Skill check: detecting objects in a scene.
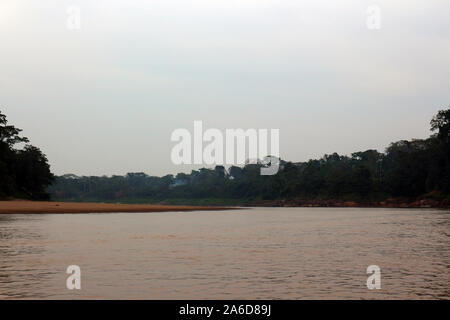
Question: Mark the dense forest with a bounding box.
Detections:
[49,108,450,206]
[0,110,54,200]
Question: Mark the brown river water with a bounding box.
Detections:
[0,208,448,299]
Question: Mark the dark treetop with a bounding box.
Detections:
[0,110,54,200]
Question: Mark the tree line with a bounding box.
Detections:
[48,107,450,205]
[0,110,54,200]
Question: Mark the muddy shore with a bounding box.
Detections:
[0,200,235,214]
[253,197,450,208]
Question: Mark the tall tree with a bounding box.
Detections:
[430,107,450,145]
[0,110,54,199]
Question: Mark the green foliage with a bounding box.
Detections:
[431,107,450,145]
[0,110,54,200]
[49,107,450,203]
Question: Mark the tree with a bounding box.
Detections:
[0,112,29,147]
[430,107,450,145]
[0,110,54,200]
[15,145,55,199]
[430,107,450,192]
[48,107,450,204]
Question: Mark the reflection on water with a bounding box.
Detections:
[0,208,449,299]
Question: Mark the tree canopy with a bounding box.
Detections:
[0,110,54,200]
[48,107,450,205]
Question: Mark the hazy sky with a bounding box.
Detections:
[1,0,449,176]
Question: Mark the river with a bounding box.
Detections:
[0,207,448,299]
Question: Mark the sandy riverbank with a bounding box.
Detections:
[0,200,235,214]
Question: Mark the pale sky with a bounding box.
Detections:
[1,0,449,176]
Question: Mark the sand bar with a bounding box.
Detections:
[0,200,235,214]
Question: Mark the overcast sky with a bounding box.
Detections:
[1,0,449,176]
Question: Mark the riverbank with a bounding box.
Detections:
[157,196,450,208]
[252,197,450,208]
[0,200,235,214]
[2,197,448,214]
